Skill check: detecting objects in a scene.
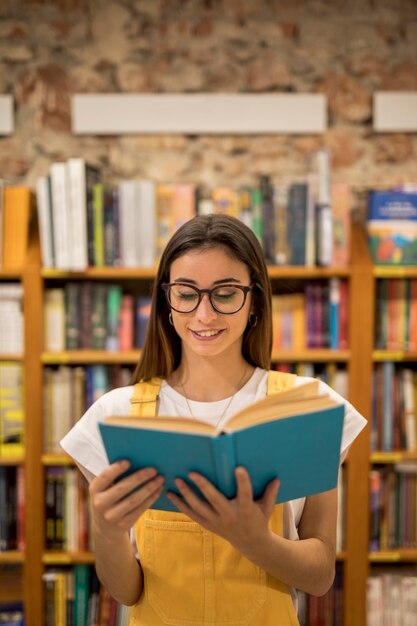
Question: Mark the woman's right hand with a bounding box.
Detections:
[89,461,165,538]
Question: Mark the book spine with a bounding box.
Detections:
[287,183,308,266]
[65,283,81,350]
[50,163,71,270]
[260,175,275,264]
[211,434,237,498]
[93,183,105,267]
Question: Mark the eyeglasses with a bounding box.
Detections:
[161,282,253,314]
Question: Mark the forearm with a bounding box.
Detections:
[233,530,335,596]
[94,527,143,606]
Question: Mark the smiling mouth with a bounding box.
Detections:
[190,329,224,338]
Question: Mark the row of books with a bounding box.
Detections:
[43,279,349,355]
[371,363,417,453]
[298,566,343,626]
[44,365,132,454]
[367,189,417,266]
[367,571,417,626]
[43,565,129,626]
[369,464,417,552]
[375,279,417,351]
[0,466,24,553]
[45,466,92,552]
[0,362,24,457]
[0,183,32,272]
[0,283,24,355]
[44,285,151,352]
[35,150,351,270]
[272,279,348,351]
[43,363,348,457]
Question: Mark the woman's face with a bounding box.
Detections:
[168,247,252,362]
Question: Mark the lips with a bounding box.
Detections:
[190,329,225,339]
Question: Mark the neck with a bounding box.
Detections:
[169,355,254,402]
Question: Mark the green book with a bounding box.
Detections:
[98,381,345,512]
[74,564,90,626]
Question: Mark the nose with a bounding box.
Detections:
[195,293,218,321]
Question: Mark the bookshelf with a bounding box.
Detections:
[5,218,375,626]
[367,263,417,596]
[13,210,417,624]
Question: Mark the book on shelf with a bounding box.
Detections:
[98,380,344,512]
[36,176,55,268]
[367,190,417,265]
[118,179,157,268]
[1,186,32,271]
[0,283,24,355]
[0,362,24,457]
[50,162,72,270]
[311,148,333,267]
[331,183,351,267]
[67,157,101,271]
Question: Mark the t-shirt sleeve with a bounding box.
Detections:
[60,386,133,479]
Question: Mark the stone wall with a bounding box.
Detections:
[1,0,417,213]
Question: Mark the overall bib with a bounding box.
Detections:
[128,371,300,626]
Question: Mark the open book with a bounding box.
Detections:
[98,380,345,512]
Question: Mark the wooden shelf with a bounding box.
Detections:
[42,551,95,565]
[272,349,350,362]
[369,550,417,563]
[0,354,24,361]
[42,453,74,466]
[267,265,351,279]
[41,265,351,281]
[0,270,23,279]
[42,267,156,279]
[0,456,25,466]
[41,349,141,364]
[0,551,25,564]
[374,266,417,279]
[373,350,417,362]
[370,451,417,464]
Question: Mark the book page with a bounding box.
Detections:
[104,381,336,436]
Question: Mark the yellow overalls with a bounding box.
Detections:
[128,371,300,626]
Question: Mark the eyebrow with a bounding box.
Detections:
[172,277,242,285]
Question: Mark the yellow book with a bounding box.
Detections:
[2,186,32,270]
[0,362,24,457]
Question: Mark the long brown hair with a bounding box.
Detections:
[131,214,273,382]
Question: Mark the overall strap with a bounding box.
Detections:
[267,370,296,395]
[129,371,297,417]
[129,377,163,417]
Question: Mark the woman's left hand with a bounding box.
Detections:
[166,467,279,550]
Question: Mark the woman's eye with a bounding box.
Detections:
[178,291,198,301]
[214,289,237,300]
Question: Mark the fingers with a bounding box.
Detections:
[90,461,165,529]
[235,467,254,507]
[105,475,165,529]
[261,478,280,517]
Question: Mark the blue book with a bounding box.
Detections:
[98,381,345,512]
[367,191,417,265]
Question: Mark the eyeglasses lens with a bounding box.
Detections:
[167,285,246,314]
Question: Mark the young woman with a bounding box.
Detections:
[61,214,366,626]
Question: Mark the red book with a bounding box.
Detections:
[118,294,134,351]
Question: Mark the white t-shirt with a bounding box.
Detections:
[60,367,366,541]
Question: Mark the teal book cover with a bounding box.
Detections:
[98,400,345,512]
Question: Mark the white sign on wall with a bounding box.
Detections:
[374,92,417,132]
[72,93,327,135]
[0,95,13,135]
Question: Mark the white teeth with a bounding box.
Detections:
[194,330,220,337]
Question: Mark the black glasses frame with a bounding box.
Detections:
[161,282,253,314]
